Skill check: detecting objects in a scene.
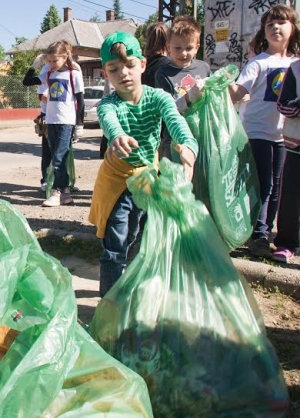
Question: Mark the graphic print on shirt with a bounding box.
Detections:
[174,74,197,99]
[264,67,286,102]
[49,79,69,102]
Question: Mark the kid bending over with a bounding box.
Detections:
[89,32,198,297]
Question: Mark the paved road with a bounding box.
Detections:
[0,121,101,174]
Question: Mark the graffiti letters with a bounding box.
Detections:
[205,34,216,57]
[249,0,279,15]
[207,1,235,22]
[226,32,243,63]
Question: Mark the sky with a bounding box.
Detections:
[0,0,158,53]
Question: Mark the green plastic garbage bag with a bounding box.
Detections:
[183,64,260,251]
[46,144,76,198]
[0,199,153,418]
[89,158,288,418]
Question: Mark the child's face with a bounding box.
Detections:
[103,56,146,96]
[168,34,200,68]
[47,54,68,71]
[264,18,293,47]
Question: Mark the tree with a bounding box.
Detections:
[13,37,28,48]
[0,45,5,61]
[40,4,62,34]
[113,0,124,20]
[90,14,102,22]
[135,13,159,53]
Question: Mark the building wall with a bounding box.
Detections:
[203,0,292,71]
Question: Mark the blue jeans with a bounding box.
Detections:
[100,190,144,298]
[250,139,286,239]
[47,124,74,191]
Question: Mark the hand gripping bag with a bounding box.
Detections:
[0,199,153,418]
[89,158,288,418]
[183,65,260,251]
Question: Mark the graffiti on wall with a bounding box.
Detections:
[249,0,280,14]
[204,0,283,69]
[207,1,236,21]
[226,32,243,63]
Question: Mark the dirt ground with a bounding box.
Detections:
[1,124,299,416]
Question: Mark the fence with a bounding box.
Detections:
[0,75,104,109]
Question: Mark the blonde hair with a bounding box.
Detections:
[45,40,78,69]
[144,22,169,58]
[169,16,201,42]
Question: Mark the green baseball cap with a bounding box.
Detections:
[100,31,144,65]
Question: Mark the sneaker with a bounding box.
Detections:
[70,185,79,193]
[272,247,294,263]
[248,237,272,258]
[42,190,61,207]
[61,188,74,205]
[40,182,47,192]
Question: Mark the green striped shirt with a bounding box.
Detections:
[98,85,198,167]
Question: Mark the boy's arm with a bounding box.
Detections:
[156,90,198,156]
[277,66,300,117]
[97,98,139,159]
[97,99,126,143]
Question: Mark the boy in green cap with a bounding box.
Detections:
[89,31,198,297]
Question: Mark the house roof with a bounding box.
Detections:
[7,18,139,53]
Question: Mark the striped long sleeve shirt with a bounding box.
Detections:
[97,85,198,167]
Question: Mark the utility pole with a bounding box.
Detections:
[158,0,197,23]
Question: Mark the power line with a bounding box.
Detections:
[0,22,18,39]
[81,0,147,21]
[128,0,157,9]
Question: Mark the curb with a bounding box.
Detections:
[34,228,300,301]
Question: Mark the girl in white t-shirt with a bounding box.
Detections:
[229,4,300,258]
[23,41,84,207]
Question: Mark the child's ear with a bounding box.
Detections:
[140,58,147,73]
[101,68,108,80]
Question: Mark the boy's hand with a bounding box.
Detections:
[186,78,205,104]
[107,135,139,161]
[174,144,196,181]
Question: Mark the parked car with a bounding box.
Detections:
[83,86,104,125]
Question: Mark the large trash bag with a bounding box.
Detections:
[0,199,153,418]
[89,158,288,418]
[46,144,76,198]
[183,65,260,251]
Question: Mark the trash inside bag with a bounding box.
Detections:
[89,159,288,418]
[182,65,260,250]
[0,199,153,418]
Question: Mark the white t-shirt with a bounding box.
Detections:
[38,67,84,124]
[237,52,296,142]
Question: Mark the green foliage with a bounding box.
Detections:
[1,50,41,109]
[0,45,5,60]
[89,14,102,22]
[40,4,62,34]
[8,50,40,75]
[13,37,28,48]
[135,13,159,53]
[113,0,124,19]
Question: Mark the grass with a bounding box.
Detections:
[38,235,102,261]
